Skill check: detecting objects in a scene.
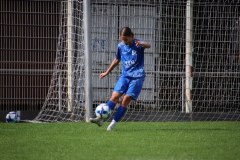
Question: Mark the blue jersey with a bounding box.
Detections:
[116,39,146,78]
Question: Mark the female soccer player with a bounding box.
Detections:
[90,27,151,130]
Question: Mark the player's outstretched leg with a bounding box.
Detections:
[89,118,103,127]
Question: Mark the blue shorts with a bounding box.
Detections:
[114,76,145,100]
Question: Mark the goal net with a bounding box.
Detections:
[34,0,240,122]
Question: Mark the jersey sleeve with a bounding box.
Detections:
[115,46,121,59]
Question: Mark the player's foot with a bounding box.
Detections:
[107,120,117,131]
[89,118,103,127]
[107,125,114,131]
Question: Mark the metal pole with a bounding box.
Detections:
[83,0,93,122]
[185,0,193,113]
[67,0,73,112]
[59,71,62,111]
[182,77,184,113]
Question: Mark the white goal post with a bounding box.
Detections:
[185,0,193,113]
[34,0,240,122]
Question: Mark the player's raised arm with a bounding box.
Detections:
[135,40,151,48]
[100,58,120,79]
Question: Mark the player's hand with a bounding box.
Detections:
[135,40,142,47]
[100,72,108,79]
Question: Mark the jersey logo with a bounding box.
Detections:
[132,50,137,55]
[122,52,127,54]
[125,60,136,66]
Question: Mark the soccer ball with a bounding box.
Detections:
[95,103,111,119]
[6,111,20,123]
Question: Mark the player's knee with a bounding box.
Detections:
[110,96,119,103]
[110,92,122,103]
[120,95,133,107]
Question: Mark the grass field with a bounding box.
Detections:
[0,122,239,160]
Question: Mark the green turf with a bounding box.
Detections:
[0,122,239,160]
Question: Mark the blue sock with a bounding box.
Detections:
[113,106,127,122]
[107,100,116,110]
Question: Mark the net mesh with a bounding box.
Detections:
[35,1,85,122]
[34,0,240,122]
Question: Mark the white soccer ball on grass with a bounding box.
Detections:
[6,111,20,123]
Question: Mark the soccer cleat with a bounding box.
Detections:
[107,120,117,131]
[107,123,116,131]
[89,118,103,127]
